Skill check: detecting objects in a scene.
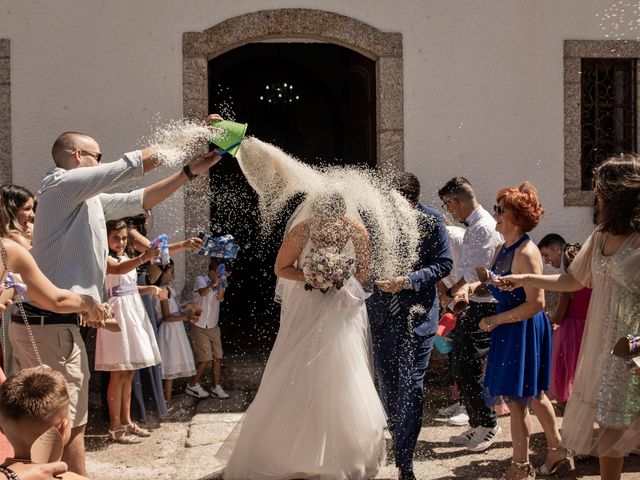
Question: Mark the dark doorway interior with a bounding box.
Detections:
[207,43,376,351]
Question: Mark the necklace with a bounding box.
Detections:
[0,237,43,367]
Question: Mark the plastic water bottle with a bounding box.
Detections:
[217,264,228,289]
[159,234,170,266]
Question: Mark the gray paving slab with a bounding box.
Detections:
[86,391,640,480]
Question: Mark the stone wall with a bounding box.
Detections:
[0,39,10,185]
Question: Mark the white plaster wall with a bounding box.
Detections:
[0,0,627,287]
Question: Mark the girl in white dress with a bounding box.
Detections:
[149,261,197,403]
[96,220,163,444]
[221,192,386,480]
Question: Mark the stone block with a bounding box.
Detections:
[377,56,404,131]
[0,58,9,85]
[184,9,402,61]
[564,189,593,207]
[180,444,224,479]
[183,56,208,117]
[563,56,581,84]
[378,129,404,173]
[186,419,236,447]
[565,39,640,58]
[190,412,242,426]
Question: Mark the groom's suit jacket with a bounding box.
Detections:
[367,204,452,336]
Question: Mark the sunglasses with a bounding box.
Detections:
[493,205,506,215]
[72,148,102,163]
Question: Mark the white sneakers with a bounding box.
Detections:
[185,383,230,399]
[449,425,502,452]
[437,402,469,426]
[185,382,210,399]
[437,402,463,417]
[448,409,470,426]
[449,427,476,445]
[467,425,502,452]
[211,384,230,399]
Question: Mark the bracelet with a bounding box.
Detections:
[0,466,20,480]
[182,164,197,181]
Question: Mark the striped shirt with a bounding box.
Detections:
[31,151,145,301]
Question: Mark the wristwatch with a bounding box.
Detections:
[445,287,454,298]
[403,276,412,290]
[182,164,197,181]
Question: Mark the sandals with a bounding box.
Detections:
[108,427,141,444]
[537,447,574,476]
[500,461,536,480]
[126,422,151,437]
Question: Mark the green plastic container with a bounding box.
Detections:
[209,120,248,157]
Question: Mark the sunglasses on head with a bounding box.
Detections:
[493,205,506,215]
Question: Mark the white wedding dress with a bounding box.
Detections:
[221,238,387,480]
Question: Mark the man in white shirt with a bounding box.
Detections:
[186,258,229,399]
[438,177,503,452]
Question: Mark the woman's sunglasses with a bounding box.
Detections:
[493,205,506,215]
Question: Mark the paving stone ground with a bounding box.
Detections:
[84,355,640,480]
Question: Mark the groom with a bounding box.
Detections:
[367,173,452,480]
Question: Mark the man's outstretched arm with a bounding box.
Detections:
[142,149,221,210]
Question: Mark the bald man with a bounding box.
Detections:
[9,116,222,475]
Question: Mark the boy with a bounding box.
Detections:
[0,367,86,479]
[185,259,230,399]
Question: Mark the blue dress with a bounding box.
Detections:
[484,234,552,399]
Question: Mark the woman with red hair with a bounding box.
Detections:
[453,182,565,479]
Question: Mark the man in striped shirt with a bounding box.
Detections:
[9,116,222,475]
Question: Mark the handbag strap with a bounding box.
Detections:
[0,237,43,366]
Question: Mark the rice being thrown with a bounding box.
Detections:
[236,136,423,281]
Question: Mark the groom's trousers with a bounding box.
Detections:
[371,315,435,470]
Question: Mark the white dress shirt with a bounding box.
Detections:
[442,225,465,289]
[458,206,503,303]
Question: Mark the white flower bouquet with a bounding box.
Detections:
[302,248,356,293]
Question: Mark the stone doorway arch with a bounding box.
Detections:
[182,8,403,287]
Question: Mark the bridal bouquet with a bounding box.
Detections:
[302,248,356,294]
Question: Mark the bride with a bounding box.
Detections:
[222,191,387,480]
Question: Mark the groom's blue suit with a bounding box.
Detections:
[367,204,452,470]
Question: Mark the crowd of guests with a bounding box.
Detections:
[0,120,637,480]
[0,115,235,479]
[430,156,639,480]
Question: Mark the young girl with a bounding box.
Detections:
[95,220,163,444]
[500,154,640,480]
[148,261,197,404]
[549,244,591,404]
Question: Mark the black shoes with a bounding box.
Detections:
[398,468,416,480]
